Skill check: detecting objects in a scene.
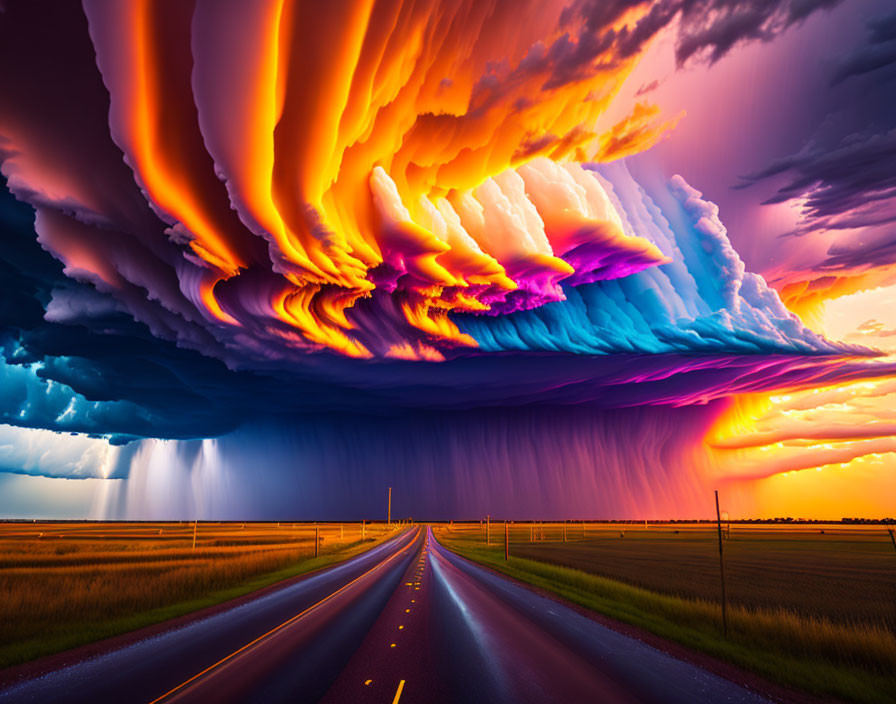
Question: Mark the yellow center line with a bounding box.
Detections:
[146,528,421,704]
[392,679,406,704]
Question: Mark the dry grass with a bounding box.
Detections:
[435,522,896,704]
[0,521,396,668]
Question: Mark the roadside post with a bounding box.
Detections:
[715,490,728,637]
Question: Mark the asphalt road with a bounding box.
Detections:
[0,526,771,704]
[0,529,422,704]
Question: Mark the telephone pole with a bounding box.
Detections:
[715,490,728,637]
[387,487,392,526]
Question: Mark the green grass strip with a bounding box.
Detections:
[441,539,896,704]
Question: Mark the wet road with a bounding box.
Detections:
[1,526,770,704]
[0,529,422,704]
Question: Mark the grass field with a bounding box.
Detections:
[434,522,896,704]
[0,521,399,669]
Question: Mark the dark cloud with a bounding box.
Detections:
[636,79,661,95]
[675,0,842,65]
[731,6,896,282]
[830,10,896,85]
[481,0,842,107]
[559,0,646,36]
[617,0,682,58]
[817,233,896,272]
[739,128,896,233]
[564,0,842,68]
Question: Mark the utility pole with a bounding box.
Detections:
[362,519,366,540]
[387,487,392,527]
[486,514,490,545]
[504,521,509,561]
[563,521,567,542]
[315,523,320,558]
[715,490,728,637]
[888,528,896,553]
[340,523,344,540]
[192,519,198,550]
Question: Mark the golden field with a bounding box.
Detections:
[0,521,397,668]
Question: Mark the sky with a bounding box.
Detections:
[0,0,894,520]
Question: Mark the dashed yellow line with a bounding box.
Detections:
[146,529,420,704]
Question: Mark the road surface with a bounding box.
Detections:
[1,526,771,704]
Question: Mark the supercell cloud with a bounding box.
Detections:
[0,0,893,518]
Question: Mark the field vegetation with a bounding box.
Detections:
[434,522,896,704]
[0,521,397,669]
